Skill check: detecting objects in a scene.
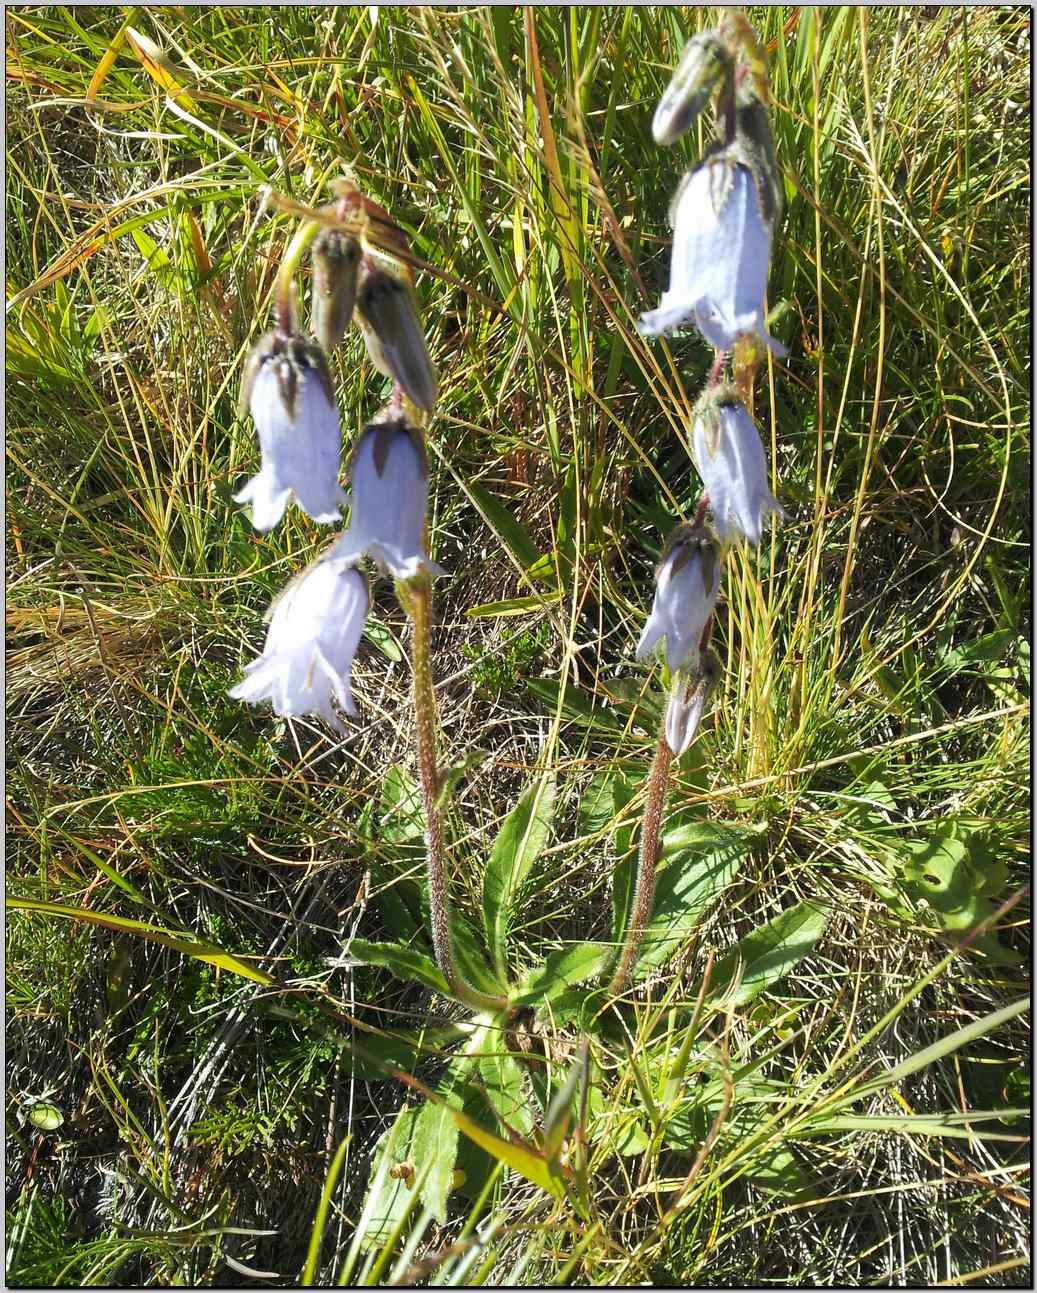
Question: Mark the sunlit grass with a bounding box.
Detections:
[6,5,1029,1286]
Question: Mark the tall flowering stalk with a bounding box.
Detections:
[229,180,503,1012]
[611,14,786,994]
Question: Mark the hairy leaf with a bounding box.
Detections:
[415,1099,459,1224]
[479,1049,534,1137]
[513,942,610,1007]
[347,938,450,998]
[706,900,830,1008]
[483,775,556,971]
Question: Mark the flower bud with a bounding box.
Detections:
[665,649,722,756]
[234,331,346,531]
[638,157,784,356]
[652,32,733,146]
[693,386,784,546]
[229,554,368,731]
[636,521,722,675]
[332,407,445,580]
[310,226,361,352]
[355,259,438,411]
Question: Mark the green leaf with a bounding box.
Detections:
[302,1134,350,1282]
[512,942,610,1008]
[380,766,426,844]
[893,821,1021,965]
[743,1146,812,1197]
[28,1102,64,1132]
[610,772,641,940]
[527,678,623,732]
[414,1099,459,1224]
[358,1105,425,1252]
[51,825,146,904]
[576,769,627,838]
[451,911,506,996]
[632,824,752,980]
[434,750,488,811]
[344,1026,462,1082]
[706,901,830,1008]
[664,1076,812,1198]
[466,591,563,618]
[347,938,450,998]
[587,1086,641,1158]
[371,870,423,945]
[364,614,404,662]
[7,898,274,986]
[467,483,540,571]
[447,1103,563,1198]
[483,775,556,972]
[542,1043,588,1162]
[802,1110,1030,1142]
[479,1049,534,1137]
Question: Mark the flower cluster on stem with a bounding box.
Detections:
[229,180,502,1011]
[614,15,787,994]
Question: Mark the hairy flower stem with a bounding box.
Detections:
[609,726,674,996]
[408,579,507,1012]
[274,218,322,335]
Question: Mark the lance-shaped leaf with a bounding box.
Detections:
[346,938,450,998]
[705,900,830,1008]
[482,775,556,975]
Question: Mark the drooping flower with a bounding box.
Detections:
[637,157,785,356]
[692,386,784,546]
[636,521,722,675]
[229,555,368,731]
[355,258,438,411]
[311,225,361,352]
[652,31,733,146]
[664,649,721,756]
[234,332,347,531]
[332,407,445,580]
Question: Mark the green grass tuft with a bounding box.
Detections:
[6,5,1029,1286]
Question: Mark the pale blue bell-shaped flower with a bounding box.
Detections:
[234,332,347,531]
[636,523,722,675]
[332,409,445,580]
[664,649,721,756]
[692,387,785,546]
[229,556,368,731]
[638,161,785,356]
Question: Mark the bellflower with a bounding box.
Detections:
[664,649,721,756]
[355,258,438,411]
[234,332,347,532]
[652,32,733,146]
[311,225,361,352]
[692,386,784,546]
[229,555,368,732]
[637,158,785,356]
[636,522,722,675]
[332,409,445,580]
